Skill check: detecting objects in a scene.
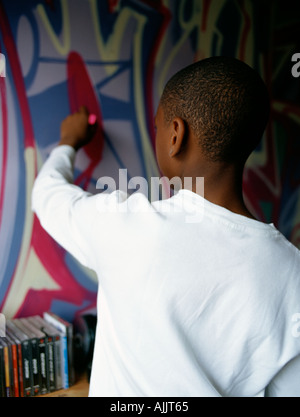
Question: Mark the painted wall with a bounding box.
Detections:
[0,0,299,322]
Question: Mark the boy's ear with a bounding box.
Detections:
[169,117,186,157]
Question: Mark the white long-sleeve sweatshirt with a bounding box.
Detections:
[32,145,300,397]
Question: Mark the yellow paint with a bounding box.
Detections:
[157,0,227,96]
[89,0,133,75]
[37,0,71,56]
[90,0,160,181]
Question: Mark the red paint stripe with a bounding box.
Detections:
[0,77,8,230]
[67,51,104,188]
[108,0,120,13]
[201,0,212,32]
[0,0,37,312]
[0,3,96,315]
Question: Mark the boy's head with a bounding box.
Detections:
[155,56,270,178]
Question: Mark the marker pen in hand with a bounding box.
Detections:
[88,114,97,125]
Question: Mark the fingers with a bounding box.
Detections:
[59,106,98,151]
[76,106,98,128]
[75,106,97,126]
[78,105,89,115]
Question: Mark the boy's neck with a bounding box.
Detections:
[181,161,256,220]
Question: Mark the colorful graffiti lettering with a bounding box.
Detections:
[0,0,299,322]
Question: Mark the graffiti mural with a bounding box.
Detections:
[0,0,299,321]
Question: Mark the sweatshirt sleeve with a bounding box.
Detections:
[265,354,300,397]
[32,145,96,270]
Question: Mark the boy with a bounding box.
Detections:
[32,57,300,397]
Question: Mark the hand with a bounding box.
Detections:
[59,106,98,151]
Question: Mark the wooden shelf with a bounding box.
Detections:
[37,374,89,397]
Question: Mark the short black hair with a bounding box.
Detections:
[160,56,270,164]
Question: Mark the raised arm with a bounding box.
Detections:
[32,107,98,269]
